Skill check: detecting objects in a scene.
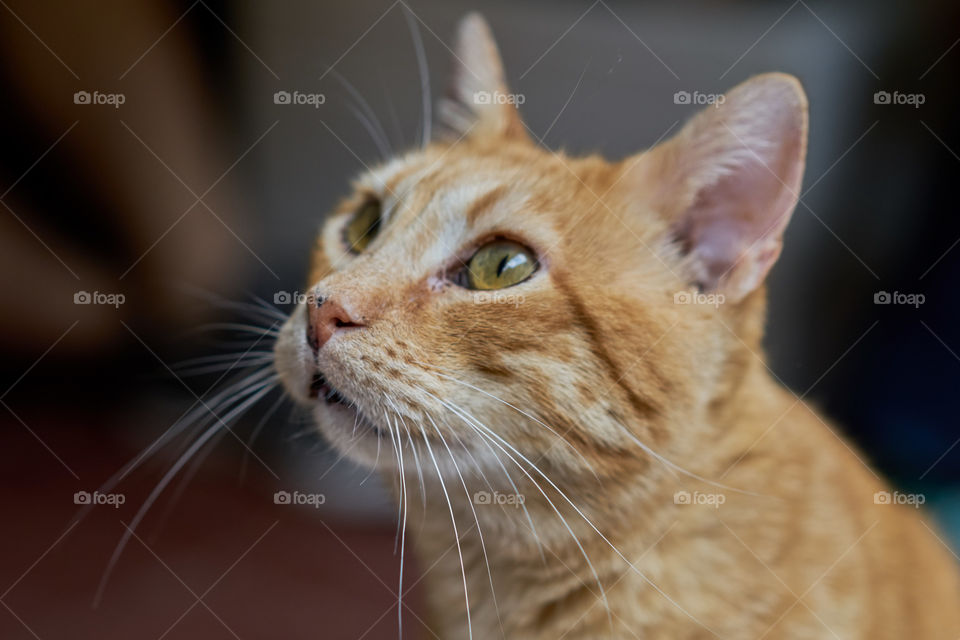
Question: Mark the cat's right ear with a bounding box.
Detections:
[623,73,808,303]
[436,13,528,143]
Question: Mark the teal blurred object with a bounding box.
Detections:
[929,490,960,552]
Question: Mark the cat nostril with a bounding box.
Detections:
[306,297,364,351]
[305,321,319,351]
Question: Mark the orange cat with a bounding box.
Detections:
[274,14,960,639]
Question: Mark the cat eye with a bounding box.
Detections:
[460,240,538,290]
[343,198,382,253]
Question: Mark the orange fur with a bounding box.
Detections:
[274,13,960,639]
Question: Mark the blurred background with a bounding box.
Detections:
[1,0,958,637]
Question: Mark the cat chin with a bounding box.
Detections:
[310,400,391,465]
[313,409,511,481]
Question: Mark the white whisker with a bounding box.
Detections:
[440,412,546,562]
[389,398,427,510]
[382,81,405,149]
[385,412,404,554]
[178,287,288,324]
[172,356,275,378]
[403,6,432,147]
[94,379,277,606]
[239,390,287,482]
[390,414,409,639]
[427,390,612,624]
[417,418,472,640]
[435,392,720,633]
[426,412,506,638]
[90,364,278,505]
[245,293,288,321]
[326,67,394,160]
[187,322,280,337]
[419,360,759,498]
[360,416,383,486]
[414,362,600,482]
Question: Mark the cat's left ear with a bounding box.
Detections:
[626,73,808,303]
[436,13,528,142]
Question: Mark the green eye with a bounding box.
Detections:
[344,198,381,253]
[463,240,538,290]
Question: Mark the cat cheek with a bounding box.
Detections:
[274,307,317,405]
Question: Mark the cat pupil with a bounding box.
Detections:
[496,255,509,277]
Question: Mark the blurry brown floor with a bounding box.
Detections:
[0,412,428,640]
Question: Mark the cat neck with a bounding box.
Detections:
[393,353,798,636]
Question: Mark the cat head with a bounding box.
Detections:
[274,14,807,487]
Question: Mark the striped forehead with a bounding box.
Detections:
[359,156,536,264]
[390,180,522,269]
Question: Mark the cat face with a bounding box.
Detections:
[274,14,807,487]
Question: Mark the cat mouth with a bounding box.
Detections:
[308,371,385,437]
[309,372,350,406]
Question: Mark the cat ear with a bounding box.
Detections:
[631,73,808,303]
[436,13,528,142]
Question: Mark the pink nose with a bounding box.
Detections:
[306,296,364,351]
